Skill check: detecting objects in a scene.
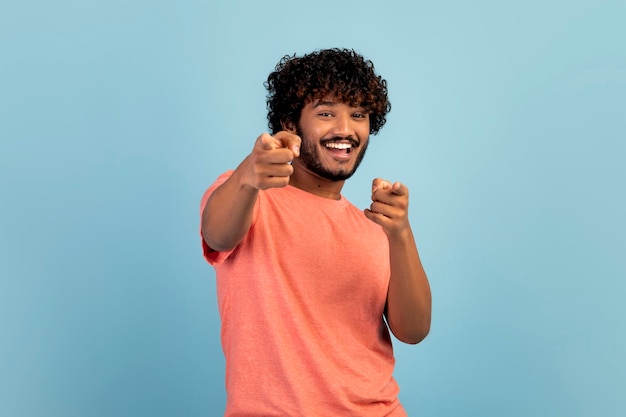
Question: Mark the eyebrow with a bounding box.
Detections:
[312,100,336,108]
[312,100,365,111]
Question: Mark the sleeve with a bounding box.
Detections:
[199,170,235,265]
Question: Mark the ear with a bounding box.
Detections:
[281,120,296,133]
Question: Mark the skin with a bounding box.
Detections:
[202,97,431,344]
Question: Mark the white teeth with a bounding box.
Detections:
[325,142,351,149]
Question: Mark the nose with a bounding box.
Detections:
[330,113,355,138]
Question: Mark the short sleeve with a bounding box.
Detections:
[199,171,236,265]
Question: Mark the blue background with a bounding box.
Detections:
[1,0,624,416]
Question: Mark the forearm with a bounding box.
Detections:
[386,227,432,344]
[201,167,259,252]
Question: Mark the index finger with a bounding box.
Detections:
[259,133,280,150]
[273,131,301,157]
[371,178,392,193]
[391,181,408,196]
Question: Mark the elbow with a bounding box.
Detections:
[388,314,431,345]
[395,324,430,345]
[202,229,236,253]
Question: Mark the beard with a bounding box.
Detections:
[296,127,369,182]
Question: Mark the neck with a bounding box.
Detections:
[289,165,345,200]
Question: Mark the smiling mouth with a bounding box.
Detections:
[322,139,359,154]
[325,142,352,153]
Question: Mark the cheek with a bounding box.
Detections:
[306,127,326,141]
[355,124,370,139]
[296,122,321,141]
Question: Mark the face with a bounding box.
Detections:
[294,98,371,182]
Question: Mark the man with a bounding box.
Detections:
[200,48,431,416]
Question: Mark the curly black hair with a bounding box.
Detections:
[264,48,391,135]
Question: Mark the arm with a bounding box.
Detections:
[201,132,300,252]
[364,179,432,344]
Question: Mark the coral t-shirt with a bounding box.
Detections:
[201,171,406,417]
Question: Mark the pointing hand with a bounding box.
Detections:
[364,178,411,237]
[241,131,301,190]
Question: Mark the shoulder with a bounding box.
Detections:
[200,170,234,209]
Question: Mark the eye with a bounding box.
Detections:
[318,112,333,117]
[352,112,368,119]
